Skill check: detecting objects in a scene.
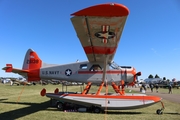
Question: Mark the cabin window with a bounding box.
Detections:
[90,65,102,71]
[120,66,132,69]
[80,64,87,69]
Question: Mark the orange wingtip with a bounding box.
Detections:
[71,3,129,17]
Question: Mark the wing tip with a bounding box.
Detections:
[71,3,129,17]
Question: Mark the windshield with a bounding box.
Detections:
[109,61,121,70]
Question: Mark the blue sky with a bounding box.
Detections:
[0,0,180,80]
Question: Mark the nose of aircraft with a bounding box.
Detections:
[129,72,142,86]
[136,72,141,76]
[135,72,141,82]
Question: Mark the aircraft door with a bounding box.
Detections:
[88,64,103,83]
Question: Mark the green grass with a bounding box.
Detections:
[156,87,180,94]
[136,86,180,94]
[0,83,180,120]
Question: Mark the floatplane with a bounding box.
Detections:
[2,3,164,114]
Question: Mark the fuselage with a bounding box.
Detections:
[39,61,136,85]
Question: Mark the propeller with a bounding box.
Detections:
[135,72,141,84]
[124,68,127,84]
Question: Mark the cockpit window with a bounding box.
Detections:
[120,66,132,69]
[109,61,120,70]
[80,64,87,69]
[90,65,102,71]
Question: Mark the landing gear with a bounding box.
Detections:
[156,109,163,115]
[156,101,165,115]
[93,107,101,113]
[57,102,64,110]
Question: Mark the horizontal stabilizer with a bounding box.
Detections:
[5,64,12,72]
[2,64,29,75]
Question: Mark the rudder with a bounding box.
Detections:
[22,49,42,70]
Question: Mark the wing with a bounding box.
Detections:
[71,3,129,63]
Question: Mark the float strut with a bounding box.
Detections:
[111,82,124,95]
[96,82,104,95]
[121,80,125,95]
[82,82,92,95]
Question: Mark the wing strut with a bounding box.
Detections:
[102,55,109,82]
[96,55,109,95]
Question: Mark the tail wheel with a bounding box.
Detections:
[156,109,163,115]
[57,102,64,110]
[94,107,101,113]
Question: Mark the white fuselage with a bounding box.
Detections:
[39,61,136,84]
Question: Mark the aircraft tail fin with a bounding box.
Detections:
[2,49,42,82]
[21,49,42,82]
[22,49,42,70]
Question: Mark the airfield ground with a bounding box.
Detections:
[0,83,180,120]
[129,87,180,104]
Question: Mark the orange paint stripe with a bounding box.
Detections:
[28,69,41,81]
[50,93,161,102]
[84,46,117,54]
[78,70,135,74]
[27,51,42,81]
[71,3,129,17]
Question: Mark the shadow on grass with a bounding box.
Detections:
[103,111,142,115]
[165,112,180,115]
[0,101,51,120]
[3,100,178,120]
[0,98,8,102]
[46,108,143,115]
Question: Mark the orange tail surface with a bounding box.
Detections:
[5,64,13,72]
[22,49,42,82]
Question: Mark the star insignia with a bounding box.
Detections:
[96,32,115,39]
[65,69,72,76]
[94,25,115,43]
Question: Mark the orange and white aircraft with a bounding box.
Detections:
[2,3,164,114]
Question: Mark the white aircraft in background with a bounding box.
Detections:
[144,78,163,84]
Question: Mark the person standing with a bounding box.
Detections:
[155,84,159,93]
[149,83,154,92]
[10,80,13,86]
[168,84,172,94]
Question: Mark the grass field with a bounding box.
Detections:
[0,83,180,120]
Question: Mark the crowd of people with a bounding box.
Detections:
[139,83,173,94]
